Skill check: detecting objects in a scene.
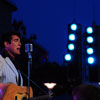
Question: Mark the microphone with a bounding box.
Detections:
[25,44,33,53]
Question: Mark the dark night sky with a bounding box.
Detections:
[10,0,100,65]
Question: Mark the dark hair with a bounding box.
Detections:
[1,30,21,48]
[72,84,100,100]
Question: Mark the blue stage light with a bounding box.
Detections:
[68,44,75,50]
[70,24,77,31]
[64,54,71,61]
[86,48,93,54]
[69,34,75,41]
[88,57,95,64]
[87,36,94,43]
[86,27,93,34]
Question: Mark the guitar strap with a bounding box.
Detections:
[17,70,21,86]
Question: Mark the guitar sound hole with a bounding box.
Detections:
[15,96,17,100]
[22,97,27,100]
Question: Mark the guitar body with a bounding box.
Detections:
[0,83,33,100]
[0,84,8,100]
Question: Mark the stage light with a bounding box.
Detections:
[68,44,75,50]
[70,24,77,31]
[88,57,95,64]
[87,36,94,43]
[86,48,93,54]
[65,23,82,79]
[86,27,93,34]
[84,25,100,82]
[98,82,100,85]
[64,54,71,61]
[68,34,75,41]
[44,82,56,98]
[44,83,56,90]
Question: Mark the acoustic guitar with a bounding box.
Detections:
[0,83,33,100]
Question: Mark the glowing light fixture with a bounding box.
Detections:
[87,36,94,43]
[98,82,100,85]
[86,48,93,54]
[69,34,75,41]
[64,54,71,61]
[68,44,75,50]
[44,83,56,90]
[86,27,93,34]
[70,24,77,31]
[88,57,95,64]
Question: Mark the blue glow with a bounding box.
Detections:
[70,24,77,31]
[86,48,93,54]
[86,27,93,34]
[88,57,95,64]
[87,36,94,43]
[68,44,75,50]
[69,34,75,41]
[64,54,71,61]
[43,59,46,62]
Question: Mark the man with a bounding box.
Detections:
[72,84,100,100]
[0,31,23,86]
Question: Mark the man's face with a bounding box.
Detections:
[6,35,21,55]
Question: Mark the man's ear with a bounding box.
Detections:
[4,42,9,48]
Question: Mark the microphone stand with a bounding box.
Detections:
[25,44,33,100]
[28,52,32,100]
